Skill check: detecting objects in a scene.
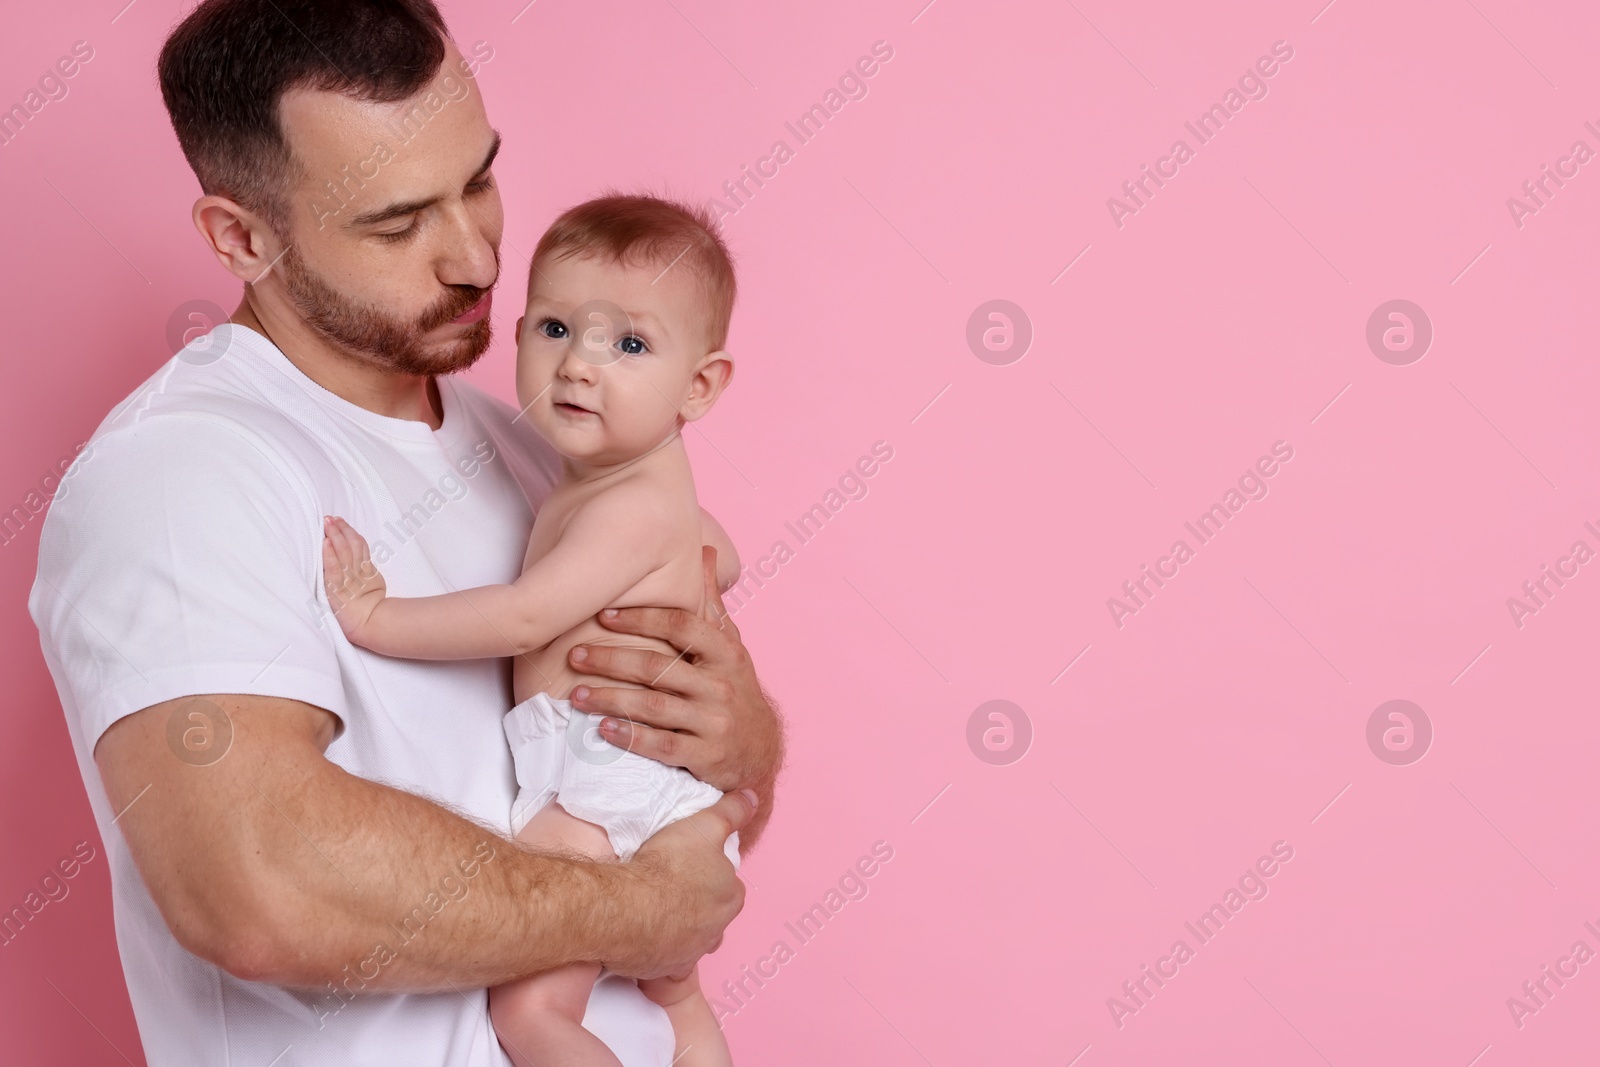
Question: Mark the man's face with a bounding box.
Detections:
[271,38,503,376]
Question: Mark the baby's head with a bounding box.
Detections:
[516,194,736,466]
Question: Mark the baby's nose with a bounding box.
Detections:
[559,341,602,378]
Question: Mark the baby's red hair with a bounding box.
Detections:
[530,193,737,350]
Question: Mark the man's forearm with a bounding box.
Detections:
[231,763,644,990]
[99,695,680,993]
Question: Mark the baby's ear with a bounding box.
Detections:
[515,314,526,340]
[682,350,734,421]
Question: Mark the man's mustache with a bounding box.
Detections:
[419,283,493,330]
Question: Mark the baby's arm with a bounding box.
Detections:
[321,485,672,660]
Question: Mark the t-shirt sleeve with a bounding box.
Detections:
[30,415,350,751]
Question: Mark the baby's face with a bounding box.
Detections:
[515,252,720,467]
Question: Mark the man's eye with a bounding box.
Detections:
[538,319,568,339]
[376,223,418,244]
[617,335,647,356]
[467,175,494,194]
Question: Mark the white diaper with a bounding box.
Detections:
[502,692,740,866]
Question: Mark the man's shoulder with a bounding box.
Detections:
[81,379,329,496]
[61,331,359,513]
[93,328,336,454]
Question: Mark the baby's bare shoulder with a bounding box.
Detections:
[566,468,697,537]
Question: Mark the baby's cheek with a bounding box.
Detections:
[514,360,549,410]
[620,386,676,437]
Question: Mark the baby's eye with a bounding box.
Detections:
[537,318,568,339]
[617,335,647,356]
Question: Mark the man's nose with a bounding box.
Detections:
[436,206,499,290]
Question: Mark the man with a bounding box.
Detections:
[28,1,783,1064]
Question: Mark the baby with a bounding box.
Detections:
[321,194,741,1067]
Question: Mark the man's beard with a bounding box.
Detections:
[278,244,496,376]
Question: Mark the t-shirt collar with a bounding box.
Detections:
[216,322,468,448]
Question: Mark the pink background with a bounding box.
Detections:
[4,0,1599,1063]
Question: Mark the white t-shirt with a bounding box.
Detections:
[29,323,675,1067]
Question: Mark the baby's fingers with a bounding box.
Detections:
[331,516,373,563]
[320,535,343,589]
[321,518,353,570]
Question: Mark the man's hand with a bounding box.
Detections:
[699,508,742,591]
[604,789,757,980]
[569,546,783,846]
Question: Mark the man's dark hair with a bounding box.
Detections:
[158,0,450,234]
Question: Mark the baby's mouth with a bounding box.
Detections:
[555,401,596,416]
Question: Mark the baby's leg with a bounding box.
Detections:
[639,965,733,1067]
[490,802,619,1067]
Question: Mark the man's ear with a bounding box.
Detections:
[192,195,287,285]
[680,350,734,422]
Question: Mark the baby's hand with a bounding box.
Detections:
[321,516,387,643]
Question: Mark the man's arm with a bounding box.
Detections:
[96,691,756,989]
[571,547,784,851]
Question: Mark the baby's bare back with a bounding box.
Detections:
[513,443,704,703]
